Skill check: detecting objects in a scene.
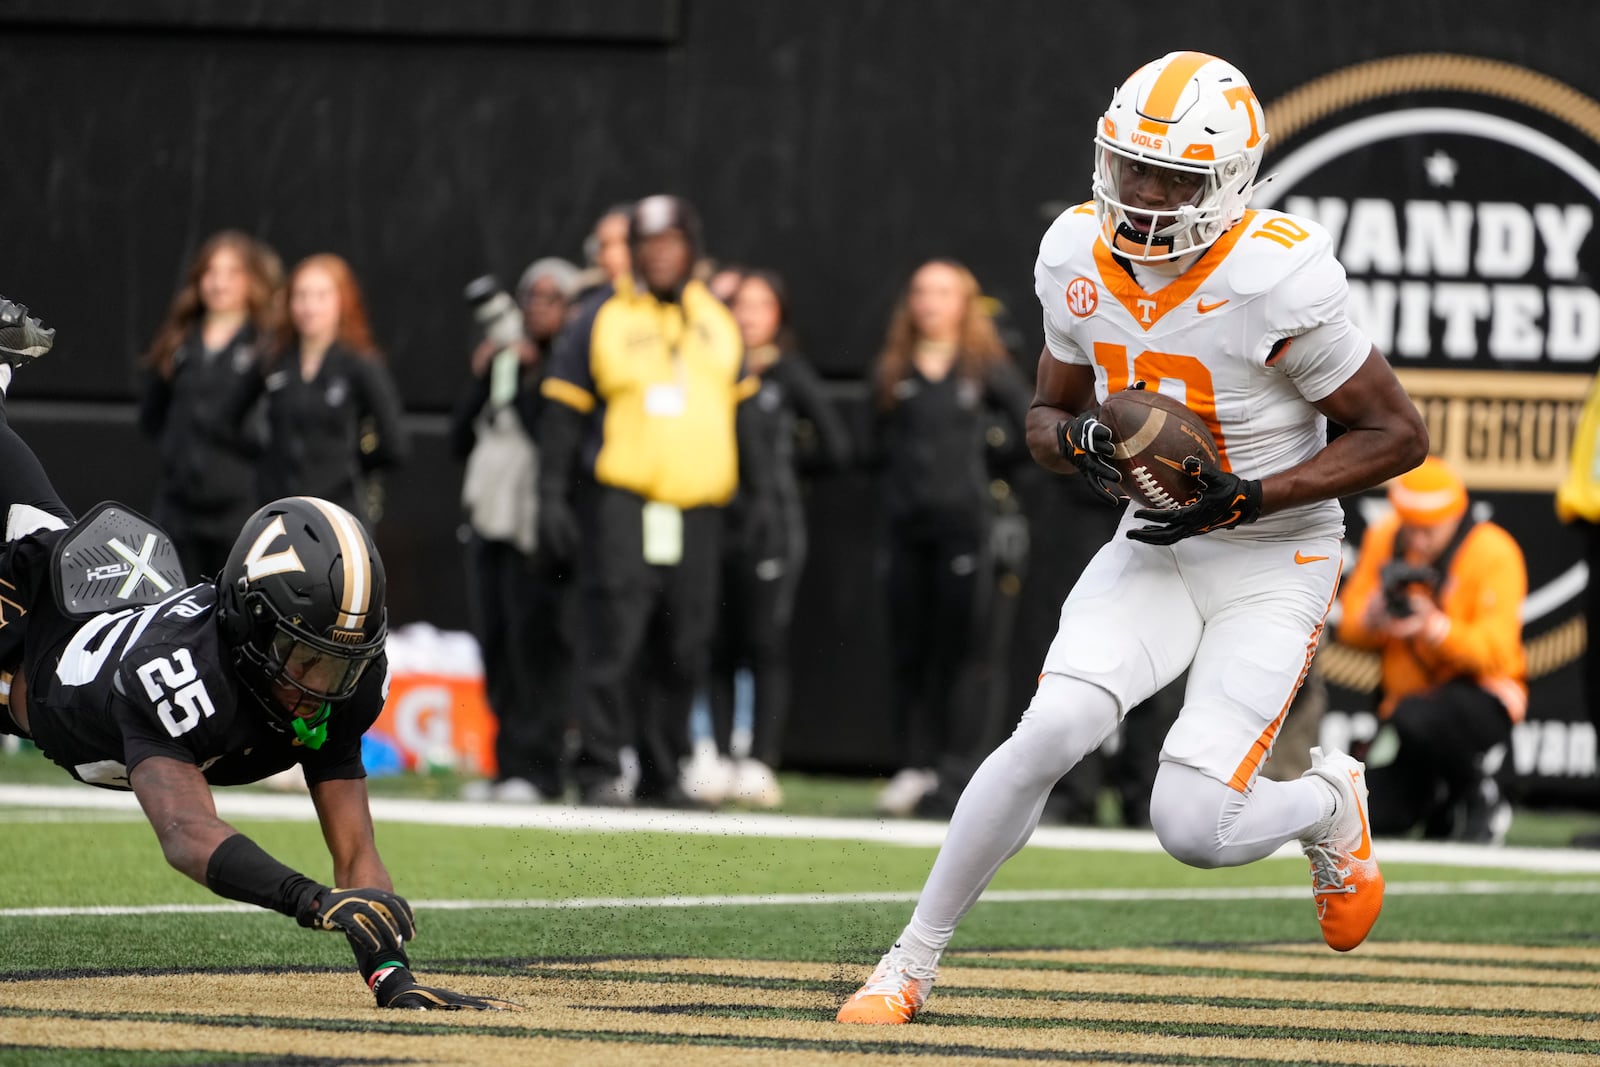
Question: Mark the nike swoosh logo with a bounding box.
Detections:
[1196,298,1230,314]
[1294,551,1329,565]
[1348,769,1373,861]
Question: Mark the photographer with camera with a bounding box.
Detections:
[1336,456,1527,843]
[449,258,581,803]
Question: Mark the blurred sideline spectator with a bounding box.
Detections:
[574,203,634,302]
[138,230,283,578]
[225,253,409,529]
[451,258,582,804]
[1337,456,1526,843]
[866,258,1030,816]
[686,268,852,808]
[538,195,778,807]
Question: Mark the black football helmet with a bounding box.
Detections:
[217,497,387,748]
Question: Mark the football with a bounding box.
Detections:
[1097,385,1220,510]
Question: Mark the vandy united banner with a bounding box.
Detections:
[1258,55,1600,806]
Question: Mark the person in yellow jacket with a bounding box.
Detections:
[537,195,776,808]
[1337,456,1526,842]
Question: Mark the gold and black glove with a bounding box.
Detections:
[371,964,516,1011]
[1128,457,1262,545]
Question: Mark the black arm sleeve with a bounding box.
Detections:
[205,832,325,918]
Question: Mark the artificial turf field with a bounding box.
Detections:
[2,774,1599,1066]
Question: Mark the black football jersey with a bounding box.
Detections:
[24,583,385,790]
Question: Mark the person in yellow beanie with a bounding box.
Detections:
[1337,456,1527,842]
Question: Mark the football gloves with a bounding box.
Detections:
[1128,457,1262,545]
[371,964,516,1011]
[0,297,54,366]
[1057,411,1122,507]
[296,886,416,957]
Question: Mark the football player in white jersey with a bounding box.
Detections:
[838,51,1428,1025]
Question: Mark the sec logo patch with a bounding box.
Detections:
[1065,276,1098,317]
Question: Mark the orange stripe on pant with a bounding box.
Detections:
[1227,568,1342,792]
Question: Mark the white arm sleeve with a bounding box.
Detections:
[1034,257,1090,365]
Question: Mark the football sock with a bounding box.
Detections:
[901,674,1120,957]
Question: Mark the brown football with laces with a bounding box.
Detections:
[1097,384,1221,511]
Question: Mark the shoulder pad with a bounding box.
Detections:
[52,502,188,619]
[1223,211,1336,297]
[1038,202,1101,270]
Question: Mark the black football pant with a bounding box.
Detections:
[573,486,721,798]
[1365,679,1511,837]
[466,536,573,796]
[884,507,992,773]
[0,390,73,735]
[707,505,804,768]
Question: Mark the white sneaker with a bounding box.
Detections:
[731,758,783,808]
[459,778,495,803]
[836,945,938,1024]
[1299,746,1384,952]
[492,777,543,804]
[875,768,937,817]
[680,741,734,806]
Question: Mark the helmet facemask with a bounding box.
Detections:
[1091,51,1268,266]
[232,586,385,748]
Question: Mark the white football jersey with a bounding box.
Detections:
[1035,203,1371,541]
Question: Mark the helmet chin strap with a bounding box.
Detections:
[292,706,331,750]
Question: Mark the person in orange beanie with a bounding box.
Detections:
[1337,456,1527,842]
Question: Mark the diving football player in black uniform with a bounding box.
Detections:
[0,297,507,1011]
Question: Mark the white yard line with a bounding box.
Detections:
[4,783,1600,874]
[3,880,1597,920]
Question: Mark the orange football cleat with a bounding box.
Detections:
[1300,747,1384,952]
[836,949,937,1024]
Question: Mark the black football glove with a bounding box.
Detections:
[1057,411,1122,507]
[0,297,54,365]
[296,886,416,956]
[1128,457,1262,545]
[371,964,517,1011]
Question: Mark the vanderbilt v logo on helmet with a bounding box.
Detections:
[219,497,386,742]
[1094,51,1269,264]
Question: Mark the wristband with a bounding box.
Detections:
[204,833,325,919]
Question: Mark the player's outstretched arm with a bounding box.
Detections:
[307,775,514,1011]
[129,757,480,1007]
[1263,347,1429,514]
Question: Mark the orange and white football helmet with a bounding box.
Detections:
[1093,51,1268,264]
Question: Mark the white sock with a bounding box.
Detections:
[0,365,12,395]
[896,674,1120,960]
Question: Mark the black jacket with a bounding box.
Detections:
[226,342,409,524]
[138,324,265,540]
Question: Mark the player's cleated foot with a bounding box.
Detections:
[1300,746,1384,952]
[836,947,937,1024]
[0,298,54,366]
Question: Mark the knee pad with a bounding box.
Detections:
[1004,673,1121,787]
[1149,763,1233,869]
